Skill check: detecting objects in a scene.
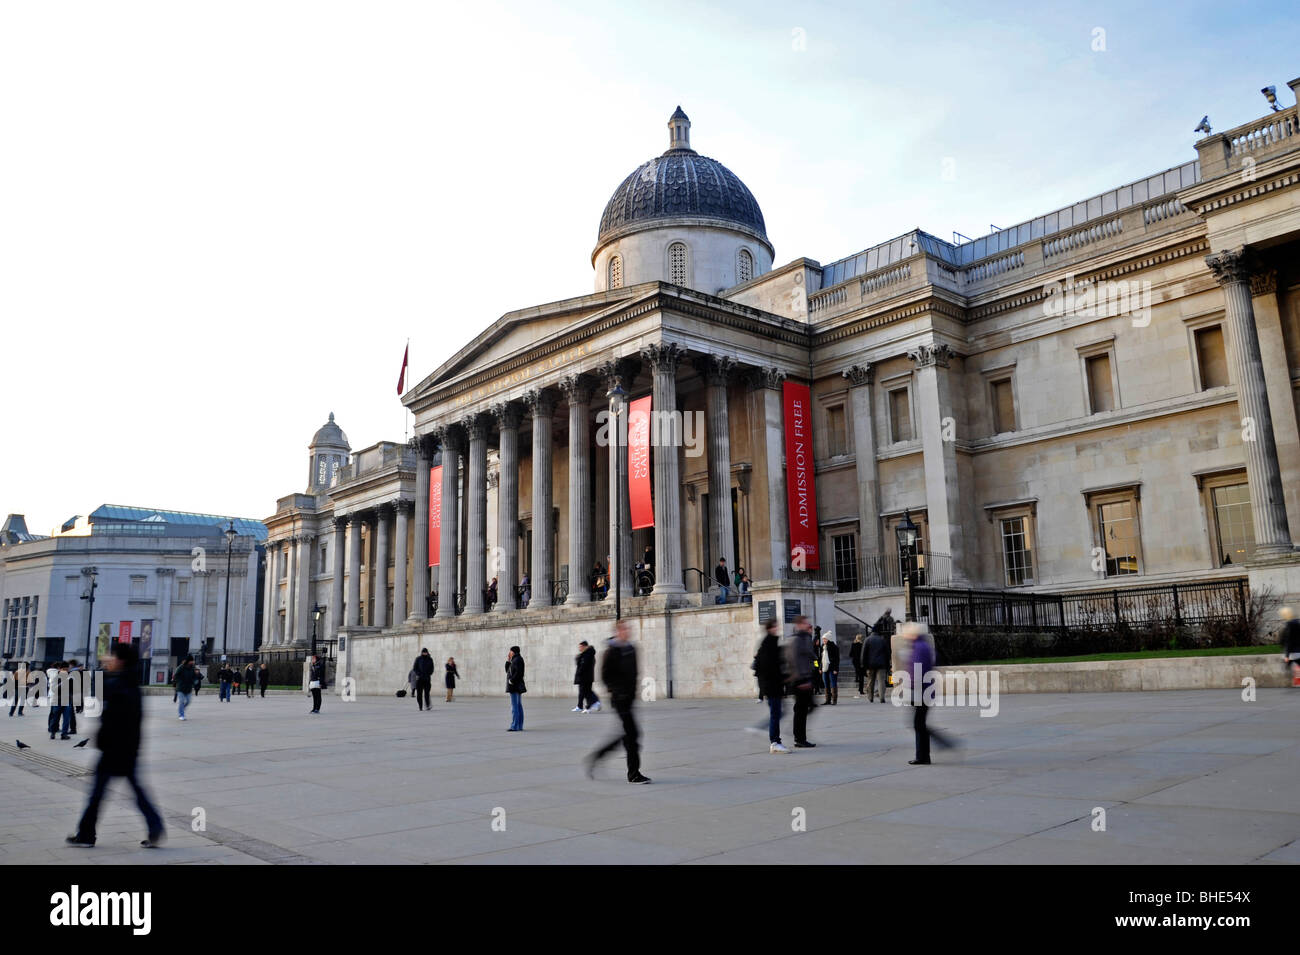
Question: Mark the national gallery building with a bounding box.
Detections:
[266,89,1300,698]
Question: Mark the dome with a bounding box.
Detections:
[310,412,349,450]
[596,107,769,250]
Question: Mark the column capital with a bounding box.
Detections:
[393,498,413,515]
[524,387,556,418]
[842,363,875,387]
[694,353,739,385]
[376,502,395,519]
[1250,269,1278,296]
[462,412,491,442]
[433,422,465,453]
[748,366,786,392]
[557,372,594,404]
[640,341,686,375]
[1205,247,1254,286]
[410,433,436,460]
[491,400,523,431]
[335,515,349,530]
[596,357,640,394]
[907,342,953,369]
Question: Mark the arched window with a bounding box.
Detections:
[668,242,688,286]
[608,254,623,289]
[737,249,753,284]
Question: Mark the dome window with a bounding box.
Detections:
[669,242,688,286]
[609,254,623,289]
[737,249,753,284]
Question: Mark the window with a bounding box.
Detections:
[608,254,623,289]
[320,543,328,571]
[1195,325,1229,389]
[1211,483,1255,565]
[737,249,753,284]
[888,387,913,442]
[1000,517,1035,586]
[833,533,859,592]
[1085,353,1115,413]
[826,405,847,456]
[668,242,688,286]
[991,377,1017,433]
[176,578,190,601]
[1097,499,1140,576]
[130,576,146,598]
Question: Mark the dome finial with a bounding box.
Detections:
[328,412,335,423]
[668,106,691,152]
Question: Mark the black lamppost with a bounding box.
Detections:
[895,509,918,622]
[80,567,98,663]
[310,603,323,656]
[606,381,627,621]
[221,521,237,658]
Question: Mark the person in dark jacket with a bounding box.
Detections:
[850,633,866,696]
[586,621,650,783]
[714,557,730,603]
[66,659,83,735]
[174,656,198,719]
[308,655,326,714]
[48,662,72,740]
[864,628,890,702]
[823,635,840,705]
[258,663,269,698]
[412,648,435,711]
[1282,607,1300,686]
[218,663,234,702]
[445,657,460,702]
[787,616,817,748]
[505,647,526,730]
[243,663,256,698]
[67,642,165,848]
[572,641,601,713]
[751,619,790,753]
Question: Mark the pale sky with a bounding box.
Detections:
[3,0,1297,535]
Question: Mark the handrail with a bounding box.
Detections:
[682,567,711,594]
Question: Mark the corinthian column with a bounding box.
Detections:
[463,415,489,614]
[843,363,884,566]
[1206,248,1294,555]
[561,374,593,603]
[526,389,556,608]
[436,427,463,617]
[331,517,346,636]
[373,505,392,628]
[909,342,969,586]
[346,518,362,626]
[394,500,410,624]
[641,342,686,595]
[493,403,522,610]
[599,359,637,602]
[698,354,737,578]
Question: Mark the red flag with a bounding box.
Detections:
[397,343,409,395]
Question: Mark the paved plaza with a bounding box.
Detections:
[2,687,1298,865]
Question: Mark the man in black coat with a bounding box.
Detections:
[586,621,650,783]
[823,635,840,705]
[864,626,891,703]
[751,619,790,753]
[505,647,526,731]
[308,655,326,714]
[849,634,865,696]
[258,663,269,698]
[714,557,731,603]
[67,642,165,848]
[573,641,601,713]
[412,648,435,711]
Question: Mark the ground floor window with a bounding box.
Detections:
[1000,516,1035,586]
[832,533,858,592]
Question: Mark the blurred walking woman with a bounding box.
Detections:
[445,657,460,702]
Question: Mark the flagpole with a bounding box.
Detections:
[402,338,410,442]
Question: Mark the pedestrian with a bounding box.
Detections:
[592,561,608,599]
[258,662,269,698]
[505,646,526,731]
[174,655,198,720]
[48,662,72,740]
[488,577,499,610]
[873,608,897,646]
[811,628,825,695]
[520,573,531,608]
[902,622,956,765]
[573,640,602,713]
[585,620,651,783]
[445,657,460,702]
[232,669,241,697]
[66,659,83,735]
[738,571,752,603]
[193,667,203,696]
[244,663,256,698]
[786,616,818,748]
[823,633,840,705]
[850,632,865,696]
[1282,607,1300,687]
[218,662,234,702]
[864,626,890,703]
[308,654,326,714]
[412,647,435,711]
[751,618,790,753]
[714,557,731,603]
[66,641,165,849]
[8,663,34,717]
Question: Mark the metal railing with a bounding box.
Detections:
[913,577,1248,633]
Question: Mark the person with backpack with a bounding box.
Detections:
[174,656,198,720]
[412,648,435,711]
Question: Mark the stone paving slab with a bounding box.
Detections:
[1,687,1297,864]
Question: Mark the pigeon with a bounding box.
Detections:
[1194,115,1212,135]
[74,739,89,748]
[15,740,30,749]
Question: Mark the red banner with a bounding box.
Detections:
[783,381,820,570]
[429,465,442,566]
[628,395,654,529]
[118,620,133,643]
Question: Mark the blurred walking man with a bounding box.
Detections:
[586,621,651,783]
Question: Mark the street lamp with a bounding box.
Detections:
[221,521,237,658]
[80,567,98,664]
[606,381,627,621]
[895,508,918,622]
[311,603,323,656]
